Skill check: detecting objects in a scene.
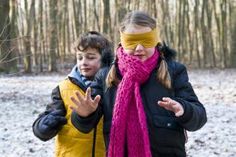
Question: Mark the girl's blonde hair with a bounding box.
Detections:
[106,11,171,89]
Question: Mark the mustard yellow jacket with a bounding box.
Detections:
[55,79,105,157]
[33,76,105,157]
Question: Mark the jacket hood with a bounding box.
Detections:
[157,41,176,61]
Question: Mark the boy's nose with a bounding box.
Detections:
[81,58,88,65]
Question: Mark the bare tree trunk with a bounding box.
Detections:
[0,0,13,72]
[66,3,70,56]
[101,0,111,37]
[83,0,87,32]
[151,0,157,19]
[93,0,100,31]
[10,0,18,72]
[206,1,216,67]
[182,0,189,63]
[186,0,193,65]
[177,0,183,61]
[201,0,208,67]
[133,0,140,10]
[48,0,57,72]
[57,0,66,64]
[212,0,222,67]
[23,0,32,73]
[160,0,171,43]
[39,0,44,72]
[113,0,127,46]
[194,0,201,68]
[221,0,228,68]
[230,1,236,67]
[62,0,67,59]
[72,0,82,37]
[30,0,37,70]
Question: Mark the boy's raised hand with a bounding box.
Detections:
[70,87,101,117]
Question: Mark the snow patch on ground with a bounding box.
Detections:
[0,70,236,157]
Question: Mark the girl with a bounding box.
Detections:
[71,11,207,157]
[33,31,113,157]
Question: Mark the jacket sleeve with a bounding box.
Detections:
[71,68,108,133]
[32,86,66,141]
[172,62,207,131]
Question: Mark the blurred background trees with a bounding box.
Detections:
[0,0,235,73]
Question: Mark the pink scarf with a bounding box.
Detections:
[108,47,159,157]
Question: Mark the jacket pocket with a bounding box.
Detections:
[153,115,182,131]
[150,115,186,152]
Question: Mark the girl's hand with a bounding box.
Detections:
[157,97,184,117]
[70,87,101,117]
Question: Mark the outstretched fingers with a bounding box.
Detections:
[157,97,184,117]
[76,90,85,103]
[71,92,82,106]
[175,109,184,117]
[70,94,81,112]
[92,95,101,109]
[158,97,173,110]
[85,87,92,101]
[69,89,101,117]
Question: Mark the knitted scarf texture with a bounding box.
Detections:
[108,47,159,157]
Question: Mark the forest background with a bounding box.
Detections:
[0,0,236,74]
[0,1,236,157]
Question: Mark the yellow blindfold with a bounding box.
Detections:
[120,28,160,50]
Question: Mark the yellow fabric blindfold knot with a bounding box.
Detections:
[120,28,160,50]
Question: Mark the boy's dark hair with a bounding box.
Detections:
[74,31,114,67]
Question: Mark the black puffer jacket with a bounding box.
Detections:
[71,46,207,157]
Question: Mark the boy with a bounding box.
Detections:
[33,31,113,157]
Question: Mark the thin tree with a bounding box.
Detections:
[0,0,13,72]
[194,0,201,68]
[230,0,236,67]
[23,0,32,73]
[101,0,111,37]
[48,0,57,72]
